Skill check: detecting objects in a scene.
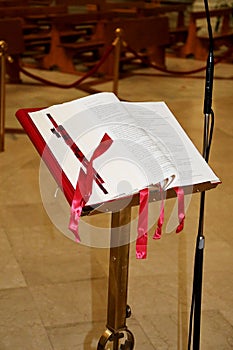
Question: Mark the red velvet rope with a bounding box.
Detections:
[18,40,233,88]
[124,42,233,76]
[19,43,115,88]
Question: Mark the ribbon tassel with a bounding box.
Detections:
[153,184,164,240]
[68,133,113,241]
[136,188,149,259]
[68,168,86,242]
[174,187,185,233]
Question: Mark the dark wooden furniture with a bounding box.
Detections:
[94,16,170,76]
[0,5,68,62]
[138,3,189,48]
[39,13,170,76]
[40,12,110,73]
[180,7,233,59]
[0,18,24,83]
[0,4,67,17]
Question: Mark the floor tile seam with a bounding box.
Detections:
[214,125,233,138]
[44,319,107,331]
[0,285,30,293]
[27,275,108,289]
[1,199,44,209]
[218,309,233,328]
[0,228,28,287]
[200,308,233,327]
[24,284,106,338]
[0,219,51,232]
[132,318,157,349]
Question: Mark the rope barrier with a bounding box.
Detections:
[18,38,233,90]
[19,43,115,89]
[123,41,233,76]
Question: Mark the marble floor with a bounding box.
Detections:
[1,56,233,349]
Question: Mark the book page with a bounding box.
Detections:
[29,92,219,206]
[122,101,219,188]
[29,93,176,206]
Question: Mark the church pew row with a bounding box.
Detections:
[40,14,170,76]
[0,2,192,80]
[0,5,68,61]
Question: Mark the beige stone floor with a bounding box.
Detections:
[1,57,233,349]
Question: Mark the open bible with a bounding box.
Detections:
[17,92,219,205]
[16,92,220,258]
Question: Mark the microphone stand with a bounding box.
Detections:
[187,0,215,349]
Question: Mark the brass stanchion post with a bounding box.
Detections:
[112,28,123,97]
[0,40,7,152]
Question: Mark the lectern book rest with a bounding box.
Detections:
[16,92,220,253]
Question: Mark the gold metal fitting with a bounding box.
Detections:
[0,41,8,57]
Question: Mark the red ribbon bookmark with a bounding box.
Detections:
[136,188,149,259]
[174,187,185,233]
[153,184,164,240]
[136,185,185,259]
[69,133,113,242]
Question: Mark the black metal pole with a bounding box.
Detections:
[188,0,215,348]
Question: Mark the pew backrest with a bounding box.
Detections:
[0,18,24,54]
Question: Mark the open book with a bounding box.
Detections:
[16,92,220,209]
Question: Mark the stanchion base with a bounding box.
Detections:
[97,328,134,350]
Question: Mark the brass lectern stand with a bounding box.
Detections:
[97,205,134,349]
[15,107,219,350]
[90,183,218,350]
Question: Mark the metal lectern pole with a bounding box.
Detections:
[98,205,134,350]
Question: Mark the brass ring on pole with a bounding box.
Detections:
[0,40,7,152]
[112,28,123,96]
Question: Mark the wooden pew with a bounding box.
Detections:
[94,16,170,76]
[55,0,106,11]
[102,1,143,16]
[40,14,169,76]
[55,0,188,52]
[28,0,54,5]
[0,5,68,60]
[0,18,24,83]
[0,5,67,18]
[95,2,189,51]
[0,0,28,6]
[40,12,110,73]
[180,7,233,60]
[137,3,189,47]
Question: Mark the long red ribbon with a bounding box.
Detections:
[136,185,185,259]
[174,187,185,233]
[136,188,149,259]
[152,186,185,241]
[69,133,113,242]
[153,184,164,240]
